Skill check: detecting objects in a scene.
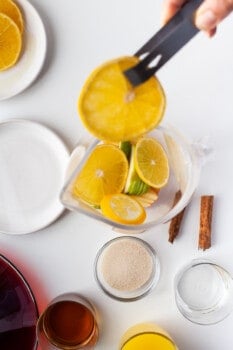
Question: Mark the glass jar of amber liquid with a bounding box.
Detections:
[119,323,178,350]
[37,293,99,349]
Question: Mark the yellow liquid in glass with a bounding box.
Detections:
[122,333,176,350]
[120,323,177,350]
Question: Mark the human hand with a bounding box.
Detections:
[161,0,233,37]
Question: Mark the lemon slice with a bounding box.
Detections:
[134,137,169,188]
[0,13,22,71]
[100,193,146,225]
[78,56,166,142]
[72,144,128,206]
[0,0,24,33]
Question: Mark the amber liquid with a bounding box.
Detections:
[39,299,98,349]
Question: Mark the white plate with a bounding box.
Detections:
[0,0,47,100]
[0,119,70,234]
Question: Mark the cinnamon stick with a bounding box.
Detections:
[169,190,186,243]
[198,195,214,250]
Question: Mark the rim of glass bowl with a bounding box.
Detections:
[60,124,202,232]
[174,259,233,325]
[94,236,160,301]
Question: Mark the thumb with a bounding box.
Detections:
[195,0,233,32]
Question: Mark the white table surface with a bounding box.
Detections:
[0,0,233,349]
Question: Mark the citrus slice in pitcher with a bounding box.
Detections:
[0,13,22,71]
[72,144,128,206]
[131,187,159,208]
[78,56,166,142]
[134,137,169,188]
[100,193,146,225]
[0,0,24,33]
[124,145,149,195]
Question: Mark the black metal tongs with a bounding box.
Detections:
[124,0,203,86]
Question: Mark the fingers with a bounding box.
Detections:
[195,0,233,35]
[161,0,233,38]
[208,27,217,37]
[161,0,186,24]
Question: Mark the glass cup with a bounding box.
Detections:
[36,293,99,349]
[119,323,178,350]
[174,259,233,325]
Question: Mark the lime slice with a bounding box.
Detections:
[120,141,131,160]
[124,145,149,195]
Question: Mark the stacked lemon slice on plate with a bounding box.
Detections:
[0,0,24,71]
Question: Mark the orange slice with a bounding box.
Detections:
[72,144,128,206]
[100,193,146,225]
[78,56,166,142]
[134,137,169,188]
[0,13,22,71]
[0,0,24,33]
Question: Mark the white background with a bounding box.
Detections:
[0,0,233,349]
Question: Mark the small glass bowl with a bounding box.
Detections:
[174,259,233,325]
[94,236,160,301]
[60,124,203,233]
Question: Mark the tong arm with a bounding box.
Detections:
[124,0,203,86]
